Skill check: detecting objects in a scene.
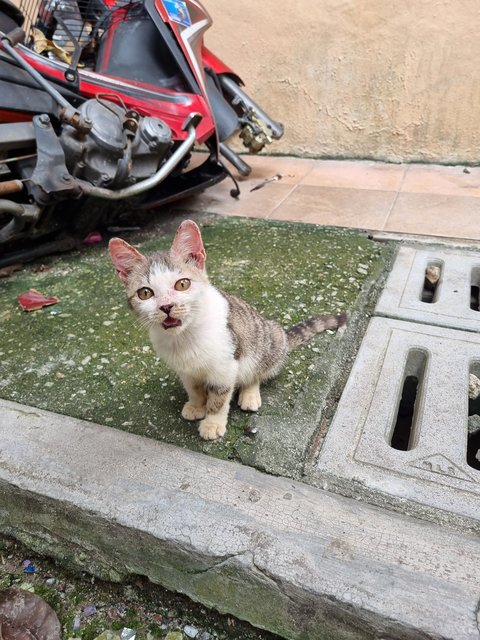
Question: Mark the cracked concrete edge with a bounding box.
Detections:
[1,399,480,640]
[310,469,480,536]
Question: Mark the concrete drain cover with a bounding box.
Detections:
[375,245,480,331]
[316,246,480,529]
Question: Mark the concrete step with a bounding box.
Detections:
[1,398,479,640]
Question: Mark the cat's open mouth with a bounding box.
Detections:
[162,316,182,329]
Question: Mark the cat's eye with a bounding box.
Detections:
[137,287,154,300]
[174,278,191,291]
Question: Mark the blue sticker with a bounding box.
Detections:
[163,0,192,27]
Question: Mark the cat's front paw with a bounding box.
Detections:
[182,402,206,421]
[238,386,262,412]
[198,416,227,440]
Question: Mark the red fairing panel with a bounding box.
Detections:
[157,0,211,100]
[16,48,216,142]
[201,46,242,84]
[0,109,33,122]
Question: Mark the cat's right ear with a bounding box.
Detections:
[170,220,206,270]
[108,238,146,284]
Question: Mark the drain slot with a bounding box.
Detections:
[389,350,427,451]
[470,267,480,311]
[468,363,480,470]
[421,261,442,303]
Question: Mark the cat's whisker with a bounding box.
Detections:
[136,316,155,331]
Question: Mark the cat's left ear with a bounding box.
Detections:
[109,238,146,284]
[170,220,206,270]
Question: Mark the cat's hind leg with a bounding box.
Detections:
[238,380,262,412]
[198,384,234,440]
[180,375,207,421]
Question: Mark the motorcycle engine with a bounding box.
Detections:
[60,99,172,188]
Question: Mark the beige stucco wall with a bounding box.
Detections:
[205,0,480,163]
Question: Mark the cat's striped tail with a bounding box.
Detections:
[286,312,347,351]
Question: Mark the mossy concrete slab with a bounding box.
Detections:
[0,215,394,477]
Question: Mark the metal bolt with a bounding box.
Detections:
[38,114,50,127]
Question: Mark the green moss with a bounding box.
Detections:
[0,575,11,590]
[33,583,62,609]
[80,620,106,640]
[0,216,389,465]
[146,622,164,637]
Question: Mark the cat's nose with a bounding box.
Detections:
[160,304,174,315]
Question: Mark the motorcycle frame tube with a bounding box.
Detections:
[0,34,72,113]
[79,117,198,200]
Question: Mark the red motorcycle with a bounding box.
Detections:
[0,0,283,266]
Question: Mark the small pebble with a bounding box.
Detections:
[83,604,97,617]
[183,625,199,638]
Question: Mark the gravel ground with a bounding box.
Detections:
[0,537,280,640]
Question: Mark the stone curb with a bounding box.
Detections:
[1,399,479,640]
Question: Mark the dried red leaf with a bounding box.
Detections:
[17,289,59,312]
[0,588,61,640]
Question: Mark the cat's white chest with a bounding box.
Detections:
[148,288,234,380]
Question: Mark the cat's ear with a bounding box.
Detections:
[109,238,146,284]
[170,220,206,270]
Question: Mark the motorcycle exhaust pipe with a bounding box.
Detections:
[0,200,40,243]
[218,75,284,140]
[0,179,23,196]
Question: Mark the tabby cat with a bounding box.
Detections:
[109,220,346,440]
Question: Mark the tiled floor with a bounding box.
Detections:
[174,154,480,242]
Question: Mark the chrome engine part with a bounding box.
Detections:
[60,98,172,187]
